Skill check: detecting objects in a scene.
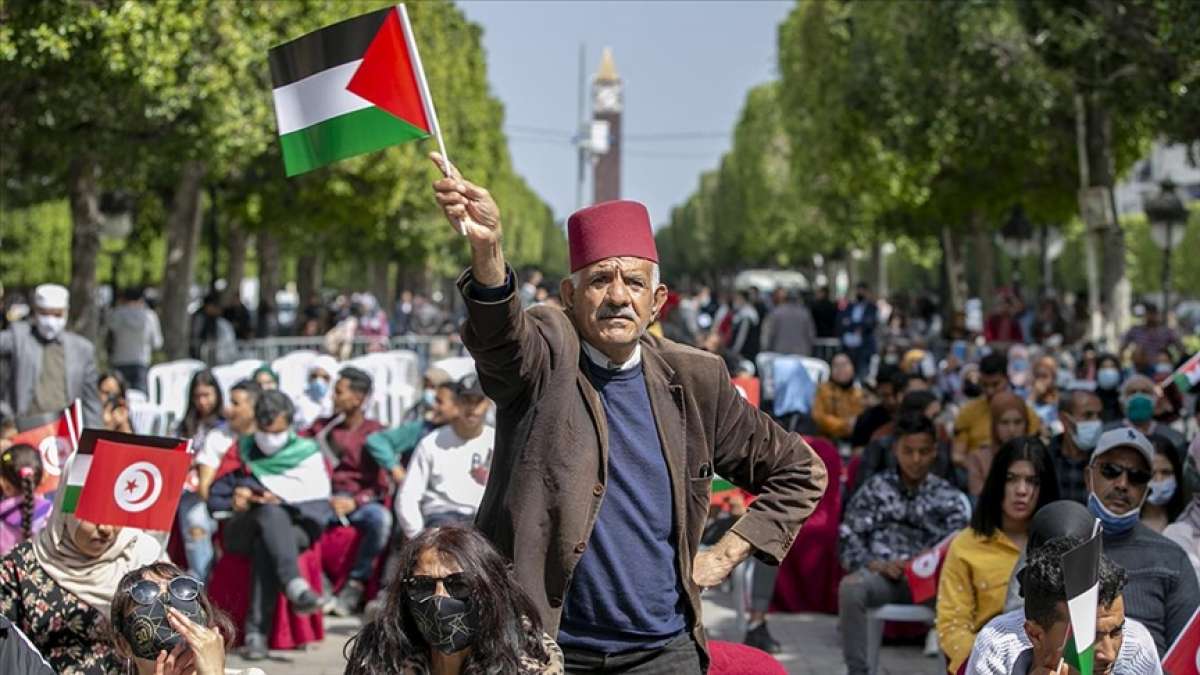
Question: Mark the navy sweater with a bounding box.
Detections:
[558,359,687,653]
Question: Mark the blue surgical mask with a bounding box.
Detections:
[306,379,329,401]
[422,388,437,407]
[1071,419,1103,450]
[1154,362,1173,376]
[1097,368,1121,390]
[1147,477,1176,506]
[1124,392,1155,423]
[1087,492,1141,536]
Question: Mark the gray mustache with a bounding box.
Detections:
[597,306,637,321]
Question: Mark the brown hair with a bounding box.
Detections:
[109,562,235,661]
[0,444,42,542]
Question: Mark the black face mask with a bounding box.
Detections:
[123,589,208,660]
[410,594,480,654]
[962,382,982,399]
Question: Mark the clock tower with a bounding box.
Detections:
[591,48,622,204]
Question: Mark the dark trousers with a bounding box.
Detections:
[114,364,148,394]
[750,558,780,614]
[224,504,311,637]
[562,633,704,675]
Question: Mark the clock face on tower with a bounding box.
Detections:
[594,83,622,114]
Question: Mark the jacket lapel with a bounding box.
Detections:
[641,346,688,549]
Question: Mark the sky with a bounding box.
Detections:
[457,0,793,228]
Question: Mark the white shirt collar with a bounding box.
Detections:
[581,340,642,371]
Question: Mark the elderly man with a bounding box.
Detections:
[0,284,100,428]
[430,152,828,673]
[1085,427,1199,654]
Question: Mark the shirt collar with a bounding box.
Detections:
[581,340,641,371]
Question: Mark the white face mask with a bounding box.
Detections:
[253,430,291,456]
[36,314,66,340]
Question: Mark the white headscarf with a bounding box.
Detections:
[32,458,164,617]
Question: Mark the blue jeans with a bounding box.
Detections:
[336,500,392,581]
[177,491,217,581]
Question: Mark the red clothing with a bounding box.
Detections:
[983,314,1024,343]
[302,417,387,503]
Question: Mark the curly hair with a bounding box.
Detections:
[345,525,551,674]
[1023,536,1127,630]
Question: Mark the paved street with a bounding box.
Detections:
[226,587,939,674]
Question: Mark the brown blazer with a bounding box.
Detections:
[458,268,828,657]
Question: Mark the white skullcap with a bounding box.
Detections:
[34,284,69,310]
[309,355,340,379]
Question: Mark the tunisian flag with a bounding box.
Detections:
[10,400,82,494]
[904,534,956,603]
[73,436,191,532]
[1163,605,1200,675]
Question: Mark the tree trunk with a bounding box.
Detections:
[222,218,248,307]
[368,260,391,310]
[940,226,967,329]
[969,211,996,312]
[256,230,281,338]
[67,157,103,343]
[1082,96,1128,346]
[159,161,207,361]
[296,252,323,310]
[869,240,888,300]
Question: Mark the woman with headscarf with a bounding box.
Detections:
[965,392,1029,497]
[0,457,163,673]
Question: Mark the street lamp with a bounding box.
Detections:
[1143,180,1188,314]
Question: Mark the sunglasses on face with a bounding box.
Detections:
[402,573,472,600]
[129,575,203,606]
[1096,461,1152,486]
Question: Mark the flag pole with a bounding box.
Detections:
[398,3,467,237]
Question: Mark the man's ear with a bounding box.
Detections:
[559,277,575,311]
[652,284,668,318]
[1024,618,1044,648]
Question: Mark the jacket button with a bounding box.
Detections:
[574,541,587,554]
[593,483,604,497]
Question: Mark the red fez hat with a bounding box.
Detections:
[567,200,658,273]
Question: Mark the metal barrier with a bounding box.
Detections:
[811,338,841,363]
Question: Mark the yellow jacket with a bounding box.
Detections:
[811,381,864,440]
[935,527,1022,673]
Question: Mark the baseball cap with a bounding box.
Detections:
[1091,426,1154,468]
[448,373,485,399]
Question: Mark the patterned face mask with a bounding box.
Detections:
[122,577,208,660]
[409,594,480,654]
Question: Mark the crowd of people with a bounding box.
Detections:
[0,155,1196,674]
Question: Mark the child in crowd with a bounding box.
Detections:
[0,444,51,556]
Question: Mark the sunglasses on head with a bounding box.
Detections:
[402,573,472,600]
[129,575,203,606]
[1096,461,1152,486]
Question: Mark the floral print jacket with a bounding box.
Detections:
[0,542,119,674]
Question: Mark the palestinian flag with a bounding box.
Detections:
[237,435,331,504]
[1163,604,1200,675]
[10,400,82,494]
[61,429,188,517]
[1062,521,1103,675]
[269,4,437,176]
[1170,351,1200,393]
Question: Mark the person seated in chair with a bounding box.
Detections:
[302,366,390,617]
[837,412,970,675]
[966,536,1162,675]
[396,374,494,538]
[207,390,332,660]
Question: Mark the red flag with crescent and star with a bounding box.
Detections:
[73,437,191,532]
[9,400,81,495]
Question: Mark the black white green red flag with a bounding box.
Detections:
[268,4,441,176]
[1169,351,1200,394]
[1062,520,1103,675]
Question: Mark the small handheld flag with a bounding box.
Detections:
[1168,351,1200,394]
[269,4,446,178]
[10,400,82,495]
[1062,520,1103,675]
[66,430,191,532]
[1163,604,1200,675]
[904,534,956,604]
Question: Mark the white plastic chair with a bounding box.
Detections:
[865,604,945,674]
[146,360,205,429]
[211,359,263,403]
[271,350,320,402]
[430,356,476,383]
[800,356,831,384]
[380,349,422,388]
